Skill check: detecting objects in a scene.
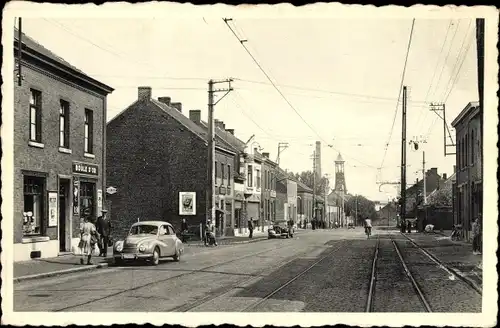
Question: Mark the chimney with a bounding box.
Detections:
[215,120,224,130]
[158,97,171,106]
[226,129,235,135]
[431,168,438,175]
[262,152,270,158]
[443,173,448,180]
[171,102,182,112]
[189,110,201,123]
[138,86,152,100]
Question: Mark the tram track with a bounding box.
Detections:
[54,241,304,312]
[173,241,347,312]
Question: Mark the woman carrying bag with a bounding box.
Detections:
[78,216,100,265]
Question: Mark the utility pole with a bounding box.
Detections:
[276,142,289,166]
[429,103,455,156]
[207,79,233,229]
[422,151,427,205]
[311,150,316,225]
[355,195,358,226]
[324,174,329,228]
[400,86,407,233]
[17,17,23,87]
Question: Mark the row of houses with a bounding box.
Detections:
[12,29,327,262]
[376,101,482,241]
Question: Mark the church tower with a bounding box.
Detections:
[334,153,347,193]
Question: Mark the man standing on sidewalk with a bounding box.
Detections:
[248,218,254,239]
[96,210,111,257]
[472,217,482,255]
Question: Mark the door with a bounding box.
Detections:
[59,180,69,252]
[158,225,175,256]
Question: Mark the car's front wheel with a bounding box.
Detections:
[151,247,160,266]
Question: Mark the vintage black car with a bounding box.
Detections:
[268,220,294,239]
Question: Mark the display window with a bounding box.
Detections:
[80,181,95,221]
[23,176,45,236]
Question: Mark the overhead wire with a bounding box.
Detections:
[223,18,378,169]
[378,19,416,170]
[413,20,453,133]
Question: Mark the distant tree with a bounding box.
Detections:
[345,195,378,224]
[427,187,452,207]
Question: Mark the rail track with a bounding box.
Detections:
[173,240,347,312]
[55,241,305,311]
[365,233,432,312]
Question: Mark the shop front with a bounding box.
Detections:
[71,161,103,249]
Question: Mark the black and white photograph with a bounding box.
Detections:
[1,2,498,327]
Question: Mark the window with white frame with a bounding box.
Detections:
[84,109,93,154]
[59,100,70,148]
[29,89,42,142]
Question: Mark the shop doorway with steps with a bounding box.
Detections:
[59,179,70,252]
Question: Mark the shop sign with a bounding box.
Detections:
[72,162,99,176]
[48,191,58,227]
[179,192,196,215]
[97,189,103,216]
[106,186,117,195]
[73,179,80,216]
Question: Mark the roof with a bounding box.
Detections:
[14,28,113,94]
[335,153,344,162]
[297,180,313,193]
[451,101,480,127]
[132,221,171,226]
[199,121,241,154]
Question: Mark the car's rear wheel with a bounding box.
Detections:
[173,247,181,262]
[114,258,124,266]
[151,247,160,266]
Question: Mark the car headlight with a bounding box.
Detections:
[138,244,146,252]
[115,241,124,252]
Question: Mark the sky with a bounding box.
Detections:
[16,15,479,202]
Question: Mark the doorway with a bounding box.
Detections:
[59,179,70,252]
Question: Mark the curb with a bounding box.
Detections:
[186,236,269,247]
[14,262,110,284]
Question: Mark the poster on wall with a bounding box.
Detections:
[73,178,80,216]
[48,191,58,227]
[179,192,196,215]
[97,189,103,216]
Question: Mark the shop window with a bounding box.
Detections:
[80,182,95,220]
[84,109,94,154]
[23,176,44,236]
[29,89,42,142]
[59,100,70,148]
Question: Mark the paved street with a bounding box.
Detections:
[14,228,481,312]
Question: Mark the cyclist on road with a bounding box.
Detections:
[364,217,372,239]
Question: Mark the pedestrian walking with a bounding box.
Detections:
[181,218,188,243]
[248,218,254,239]
[78,216,99,265]
[96,210,111,257]
[472,217,481,255]
[406,220,412,233]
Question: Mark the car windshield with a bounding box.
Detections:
[129,224,158,235]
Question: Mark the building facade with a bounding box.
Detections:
[14,29,113,261]
[275,169,298,224]
[261,153,278,231]
[297,181,313,228]
[451,102,482,241]
[107,88,237,240]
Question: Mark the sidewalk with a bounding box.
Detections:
[402,232,483,291]
[14,246,114,283]
[13,233,275,283]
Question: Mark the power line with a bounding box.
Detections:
[443,21,475,102]
[223,18,378,169]
[413,20,453,132]
[379,19,416,169]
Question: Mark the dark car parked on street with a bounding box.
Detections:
[268,220,294,239]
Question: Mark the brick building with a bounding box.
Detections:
[275,169,298,224]
[261,152,278,231]
[106,88,237,240]
[297,180,313,228]
[451,102,482,241]
[13,29,113,261]
[404,168,446,218]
